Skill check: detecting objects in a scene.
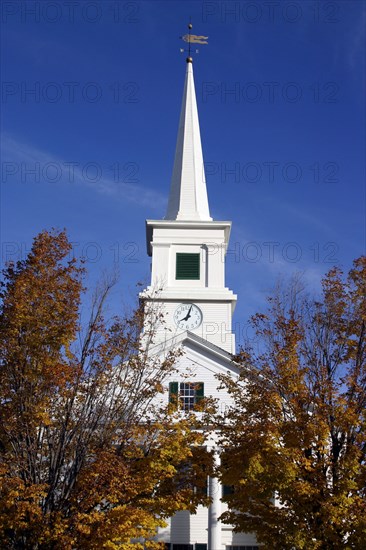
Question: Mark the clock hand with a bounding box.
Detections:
[180,305,192,322]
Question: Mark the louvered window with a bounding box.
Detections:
[176,253,200,280]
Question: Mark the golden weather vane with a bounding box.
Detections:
[180,20,208,63]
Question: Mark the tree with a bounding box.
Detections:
[0,229,210,549]
[219,258,366,549]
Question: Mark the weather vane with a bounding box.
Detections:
[180,19,208,63]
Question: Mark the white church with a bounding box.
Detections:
[140,52,259,550]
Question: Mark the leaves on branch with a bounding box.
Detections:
[218,257,366,549]
[0,229,211,549]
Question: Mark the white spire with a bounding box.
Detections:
[165,60,212,221]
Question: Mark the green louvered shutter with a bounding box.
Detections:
[195,382,204,405]
[169,382,179,407]
[176,253,200,280]
[222,484,234,497]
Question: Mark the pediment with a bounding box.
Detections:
[150,330,240,378]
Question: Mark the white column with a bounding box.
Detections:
[208,450,221,550]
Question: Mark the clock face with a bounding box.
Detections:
[174,303,203,331]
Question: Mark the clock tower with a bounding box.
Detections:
[141,57,237,354]
[139,43,259,549]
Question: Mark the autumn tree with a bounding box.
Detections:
[219,258,366,549]
[0,229,210,549]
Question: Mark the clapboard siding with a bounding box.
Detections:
[145,299,236,353]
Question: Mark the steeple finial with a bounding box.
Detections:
[165,37,212,222]
[180,20,208,64]
[187,21,193,63]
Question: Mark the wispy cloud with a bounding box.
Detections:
[1,133,166,209]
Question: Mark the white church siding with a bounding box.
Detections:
[161,337,239,403]
[144,301,235,354]
[150,334,252,549]
[168,507,209,546]
[140,48,259,549]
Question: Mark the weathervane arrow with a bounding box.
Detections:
[181,34,208,45]
[180,21,208,61]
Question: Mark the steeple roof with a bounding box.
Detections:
[165,60,212,221]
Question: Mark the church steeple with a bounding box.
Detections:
[142,46,237,354]
[165,59,212,221]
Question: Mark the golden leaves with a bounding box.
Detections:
[219,257,366,549]
[0,229,210,548]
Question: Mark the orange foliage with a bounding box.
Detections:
[219,258,366,549]
[0,230,210,549]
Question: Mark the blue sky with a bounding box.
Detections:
[1,0,365,346]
